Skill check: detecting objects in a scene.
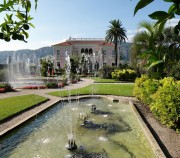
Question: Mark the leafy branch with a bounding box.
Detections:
[134,0,180,35]
[0,0,37,42]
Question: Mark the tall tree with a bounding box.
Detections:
[131,21,180,78]
[0,0,38,42]
[105,19,127,67]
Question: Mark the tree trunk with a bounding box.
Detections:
[115,42,118,67]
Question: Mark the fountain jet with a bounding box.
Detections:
[66,138,77,151]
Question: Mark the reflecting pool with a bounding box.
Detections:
[0,98,156,158]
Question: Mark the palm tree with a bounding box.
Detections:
[131,21,164,75]
[105,19,127,67]
[131,21,180,78]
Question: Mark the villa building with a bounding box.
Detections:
[53,37,131,69]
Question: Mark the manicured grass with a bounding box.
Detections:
[48,83,134,97]
[0,94,48,121]
[90,77,131,83]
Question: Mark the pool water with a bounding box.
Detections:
[0,98,156,158]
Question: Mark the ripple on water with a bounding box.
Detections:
[71,108,78,111]
[119,109,126,112]
[40,138,51,144]
[98,136,108,141]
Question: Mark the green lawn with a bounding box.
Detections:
[90,77,133,83]
[0,94,48,121]
[48,83,134,97]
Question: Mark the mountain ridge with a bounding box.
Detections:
[0,46,53,64]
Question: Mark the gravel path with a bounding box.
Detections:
[0,78,94,99]
[134,101,180,158]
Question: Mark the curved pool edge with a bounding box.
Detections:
[0,95,166,158]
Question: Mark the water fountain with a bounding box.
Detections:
[65,51,71,85]
[6,51,43,88]
[7,52,31,81]
[0,52,158,158]
[64,50,79,152]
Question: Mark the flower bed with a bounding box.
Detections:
[0,88,6,93]
[58,82,65,88]
[71,80,77,84]
[23,85,47,89]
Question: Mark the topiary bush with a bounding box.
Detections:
[112,69,137,81]
[150,77,180,130]
[99,65,115,79]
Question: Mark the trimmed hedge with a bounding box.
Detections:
[134,76,180,130]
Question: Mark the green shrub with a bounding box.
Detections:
[133,75,159,104]
[142,79,159,104]
[133,75,149,100]
[112,69,137,81]
[99,65,115,79]
[0,83,13,92]
[70,73,78,81]
[46,82,58,88]
[150,77,180,129]
[134,76,180,130]
[0,69,7,82]
[170,60,180,80]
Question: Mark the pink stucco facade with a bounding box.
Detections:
[53,37,116,69]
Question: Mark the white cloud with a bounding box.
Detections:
[166,18,180,27]
[127,29,138,34]
[127,35,134,43]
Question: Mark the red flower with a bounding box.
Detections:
[0,88,6,93]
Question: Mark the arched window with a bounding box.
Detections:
[89,48,92,55]
[85,48,88,53]
[81,48,84,53]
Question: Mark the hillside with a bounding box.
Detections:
[0,43,132,64]
[119,42,132,63]
[0,46,53,64]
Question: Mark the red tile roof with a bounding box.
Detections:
[53,42,71,46]
[53,40,114,47]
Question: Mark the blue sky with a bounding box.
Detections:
[0,0,178,51]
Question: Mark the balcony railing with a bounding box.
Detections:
[67,37,105,41]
